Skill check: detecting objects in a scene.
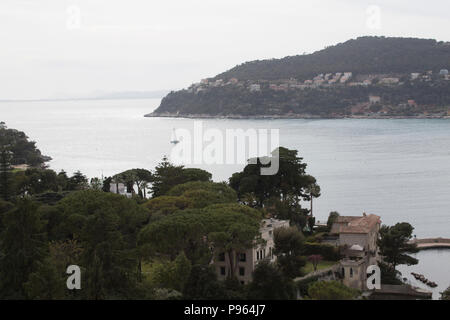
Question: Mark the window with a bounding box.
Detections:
[256,249,266,261]
[239,253,246,262]
[350,268,353,278]
[220,267,226,276]
[239,267,245,276]
[218,252,225,262]
[342,268,345,277]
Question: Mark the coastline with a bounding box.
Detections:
[145,112,450,120]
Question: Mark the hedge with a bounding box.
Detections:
[302,242,341,261]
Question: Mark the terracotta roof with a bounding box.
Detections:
[331,214,380,234]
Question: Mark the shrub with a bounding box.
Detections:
[302,242,340,261]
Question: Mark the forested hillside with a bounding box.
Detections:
[150,36,450,118]
[215,37,450,81]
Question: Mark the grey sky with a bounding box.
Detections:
[1,0,449,99]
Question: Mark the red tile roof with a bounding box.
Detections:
[331,214,381,234]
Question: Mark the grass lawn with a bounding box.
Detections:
[302,260,337,275]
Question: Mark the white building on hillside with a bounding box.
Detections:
[213,218,290,284]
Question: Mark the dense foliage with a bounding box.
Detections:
[442,286,450,300]
[0,122,50,166]
[377,222,419,270]
[230,147,317,230]
[155,79,450,117]
[306,280,360,300]
[0,125,419,301]
[215,37,450,81]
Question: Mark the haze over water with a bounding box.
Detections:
[1,98,449,239]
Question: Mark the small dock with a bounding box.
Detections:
[409,238,450,250]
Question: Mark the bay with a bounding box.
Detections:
[1,98,449,239]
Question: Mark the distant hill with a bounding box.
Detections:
[149,37,450,118]
[215,37,450,81]
[0,90,169,102]
[89,90,169,100]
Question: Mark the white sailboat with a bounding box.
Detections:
[170,128,180,144]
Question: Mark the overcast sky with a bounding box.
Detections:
[1,0,449,99]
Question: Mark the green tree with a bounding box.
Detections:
[247,262,296,300]
[56,170,70,191]
[151,252,192,293]
[151,157,212,197]
[49,190,150,299]
[14,168,59,195]
[229,147,319,211]
[23,239,84,300]
[0,146,13,201]
[114,169,153,198]
[307,280,360,300]
[0,124,50,167]
[102,176,112,192]
[305,182,321,217]
[377,222,419,270]
[68,171,88,191]
[264,196,309,229]
[183,265,226,300]
[151,157,186,197]
[378,261,402,285]
[203,203,262,278]
[166,181,237,208]
[442,286,450,300]
[139,203,262,269]
[90,177,103,191]
[23,257,66,300]
[181,168,212,183]
[144,195,192,219]
[0,199,48,299]
[138,209,209,264]
[274,226,306,278]
[327,211,340,231]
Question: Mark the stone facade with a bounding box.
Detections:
[331,213,381,290]
[213,218,289,284]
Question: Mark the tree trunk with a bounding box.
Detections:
[227,250,237,278]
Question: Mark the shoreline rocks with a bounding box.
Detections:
[145,112,450,120]
[411,272,438,288]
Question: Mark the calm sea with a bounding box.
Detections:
[2,98,450,297]
[1,98,449,238]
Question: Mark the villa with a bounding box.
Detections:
[331,213,381,290]
[213,218,289,284]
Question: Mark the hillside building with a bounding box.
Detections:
[331,213,381,290]
[213,218,289,284]
[369,95,381,104]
